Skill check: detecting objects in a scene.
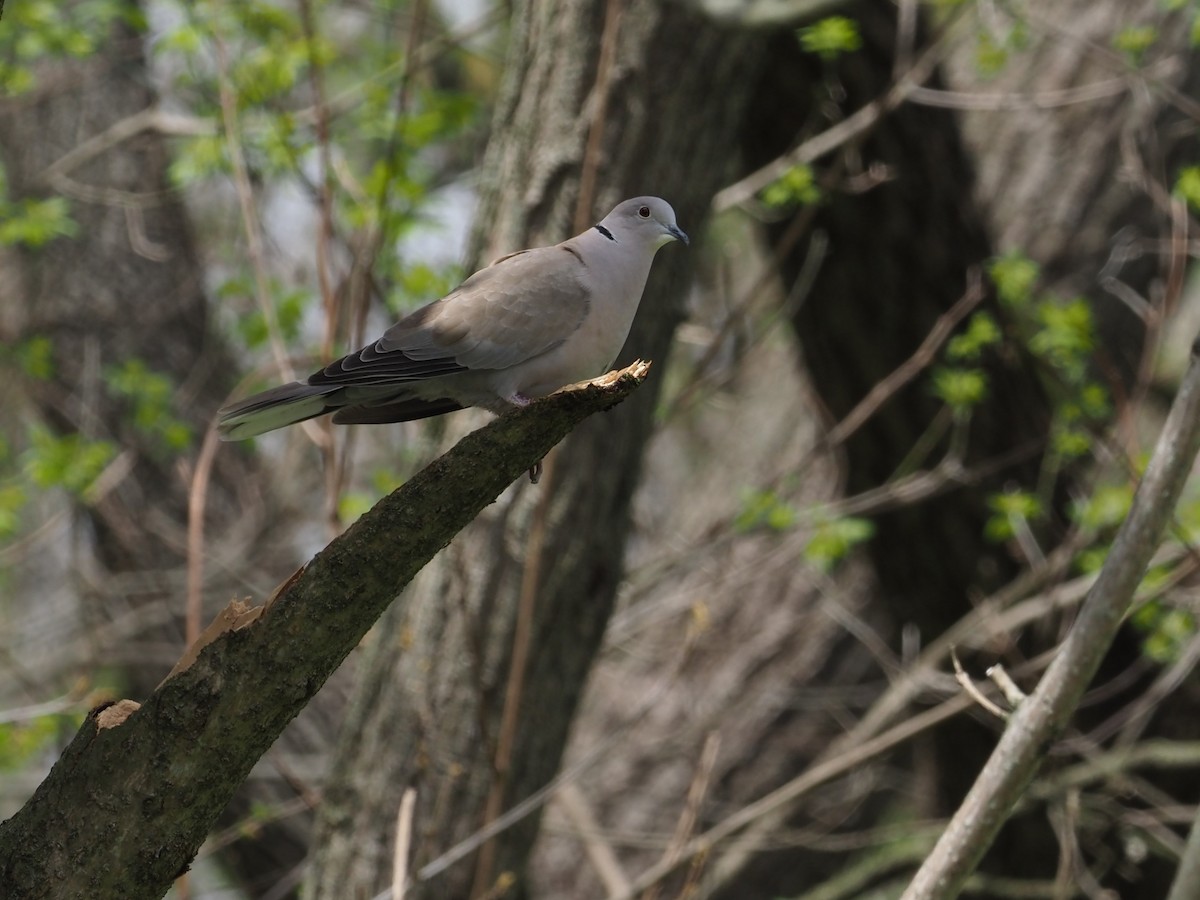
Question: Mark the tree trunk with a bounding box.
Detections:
[303,3,768,898]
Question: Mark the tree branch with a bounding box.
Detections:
[901,340,1200,899]
[1167,789,1200,900]
[0,364,650,900]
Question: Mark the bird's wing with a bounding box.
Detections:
[310,246,590,386]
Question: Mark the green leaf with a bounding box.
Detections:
[1074,546,1109,574]
[338,492,374,524]
[0,715,60,771]
[1078,382,1111,420]
[168,135,228,187]
[11,336,55,380]
[1113,25,1158,63]
[1131,601,1194,664]
[0,197,77,248]
[988,251,1039,309]
[0,484,27,539]
[237,310,271,350]
[985,489,1042,542]
[0,62,35,95]
[1174,165,1200,212]
[734,489,796,533]
[276,290,309,342]
[389,263,466,313]
[804,516,874,571]
[1051,426,1092,460]
[975,32,1009,77]
[946,312,1001,361]
[1071,483,1134,530]
[931,367,988,414]
[23,428,116,497]
[105,360,194,453]
[761,164,821,209]
[370,467,405,495]
[158,23,204,56]
[1030,298,1095,382]
[798,16,863,60]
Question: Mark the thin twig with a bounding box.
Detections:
[986,664,1027,708]
[950,649,1008,720]
[554,784,633,896]
[904,72,1142,111]
[0,693,87,726]
[392,788,417,900]
[642,732,721,900]
[893,0,918,80]
[185,425,221,646]
[1166,797,1200,900]
[824,273,984,449]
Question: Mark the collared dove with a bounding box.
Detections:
[217,196,687,441]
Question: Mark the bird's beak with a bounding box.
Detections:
[667,224,689,245]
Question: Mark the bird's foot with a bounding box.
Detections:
[509,392,533,408]
[528,459,543,484]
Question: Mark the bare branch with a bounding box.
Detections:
[951,649,1008,721]
[392,788,417,900]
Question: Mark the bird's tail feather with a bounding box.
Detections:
[217,382,336,441]
[332,396,463,425]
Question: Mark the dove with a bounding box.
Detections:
[217,197,687,441]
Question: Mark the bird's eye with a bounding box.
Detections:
[638,206,651,218]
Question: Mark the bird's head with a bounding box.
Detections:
[600,197,689,250]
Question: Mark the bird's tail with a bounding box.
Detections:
[217,382,337,441]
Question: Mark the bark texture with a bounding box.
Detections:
[303,3,768,898]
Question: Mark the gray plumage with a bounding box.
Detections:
[218,197,687,440]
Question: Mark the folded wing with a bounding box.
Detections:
[310,245,591,386]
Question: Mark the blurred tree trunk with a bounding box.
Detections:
[529,3,998,893]
[529,2,1200,900]
[718,5,1054,894]
[302,2,768,898]
[725,0,1200,896]
[0,8,337,895]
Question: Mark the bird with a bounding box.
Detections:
[217,196,687,442]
